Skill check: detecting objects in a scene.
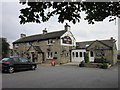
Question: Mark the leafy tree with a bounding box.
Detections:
[84,52,89,63]
[101,56,106,63]
[19,1,120,24]
[0,38,10,58]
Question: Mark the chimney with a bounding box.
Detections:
[64,23,70,31]
[110,37,113,40]
[20,34,26,38]
[43,28,47,34]
[110,37,116,42]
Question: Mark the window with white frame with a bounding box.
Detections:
[15,44,19,48]
[72,52,75,57]
[85,44,89,47]
[47,52,53,59]
[27,42,31,46]
[80,52,82,57]
[65,53,69,57]
[76,52,78,57]
[84,52,86,57]
[48,39,53,45]
[90,51,94,57]
[96,51,104,56]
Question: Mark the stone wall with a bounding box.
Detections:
[86,40,117,65]
[13,38,72,64]
[112,44,118,64]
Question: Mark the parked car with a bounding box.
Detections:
[0,56,37,73]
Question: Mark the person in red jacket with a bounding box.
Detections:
[51,60,55,66]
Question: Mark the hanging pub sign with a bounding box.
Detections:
[62,36,72,44]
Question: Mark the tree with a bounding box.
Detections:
[84,52,89,63]
[19,1,120,24]
[0,38,10,58]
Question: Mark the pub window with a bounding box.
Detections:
[55,52,57,54]
[80,52,82,57]
[51,52,53,57]
[66,53,69,57]
[48,39,53,45]
[27,42,31,46]
[102,53,105,56]
[90,51,94,57]
[72,52,75,57]
[84,52,86,57]
[85,44,89,47]
[48,52,50,58]
[47,52,53,59]
[15,44,19,47]
[76,52,78,57]
[96,51,104,56]
[16,44,19,46]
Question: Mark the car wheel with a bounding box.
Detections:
[31,65,36,70]
[2,70,5,73]
[8,67,14,73]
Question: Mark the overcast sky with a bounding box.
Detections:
[1,2,118,49]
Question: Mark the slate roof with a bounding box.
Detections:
[27,45,43,53]
[76,39,116,49]
[33,46,43,53]
[13,30,66,44]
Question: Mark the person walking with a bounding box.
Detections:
[51,59,55,66]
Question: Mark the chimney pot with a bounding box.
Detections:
[43,28,47,34]
[110,37,113,40]
[64,23,70,31]
[21,34,26,38]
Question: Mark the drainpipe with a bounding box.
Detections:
[69,48,72,62]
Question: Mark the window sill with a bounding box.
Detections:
[47,44,54,46]
[46,58,53,60]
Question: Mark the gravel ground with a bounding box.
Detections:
[2,63,118,88]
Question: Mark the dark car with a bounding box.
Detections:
[0,56,37,73]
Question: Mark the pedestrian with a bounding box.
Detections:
[51,59,55,66]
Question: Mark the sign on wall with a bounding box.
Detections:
[62,36,72,44]
[96,51,104,57]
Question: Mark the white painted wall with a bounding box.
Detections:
[61,31,76,46]
[71,49,95,62]
[71,49,86,62]
[89,52,94,62]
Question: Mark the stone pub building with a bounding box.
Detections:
[13,23,76,64]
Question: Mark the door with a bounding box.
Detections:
[42,53,45,63]
[71,51,83,62]
[31,52,35,62]
[13,57,22,70]
[19,57,31,70]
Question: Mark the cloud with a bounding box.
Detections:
[118,18,120,50]
[0,2,2,37]
[72,18,118,40]
[1,2,118,49]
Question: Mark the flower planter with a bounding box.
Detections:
[79,61,85,67]
[101,63,109,69]
[79,64,84,67]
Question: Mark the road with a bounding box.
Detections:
[2,64,118,88]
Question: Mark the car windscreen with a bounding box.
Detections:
[1,58,10,62]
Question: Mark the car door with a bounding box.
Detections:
[13,57,22,70]
[19,57,31,70]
